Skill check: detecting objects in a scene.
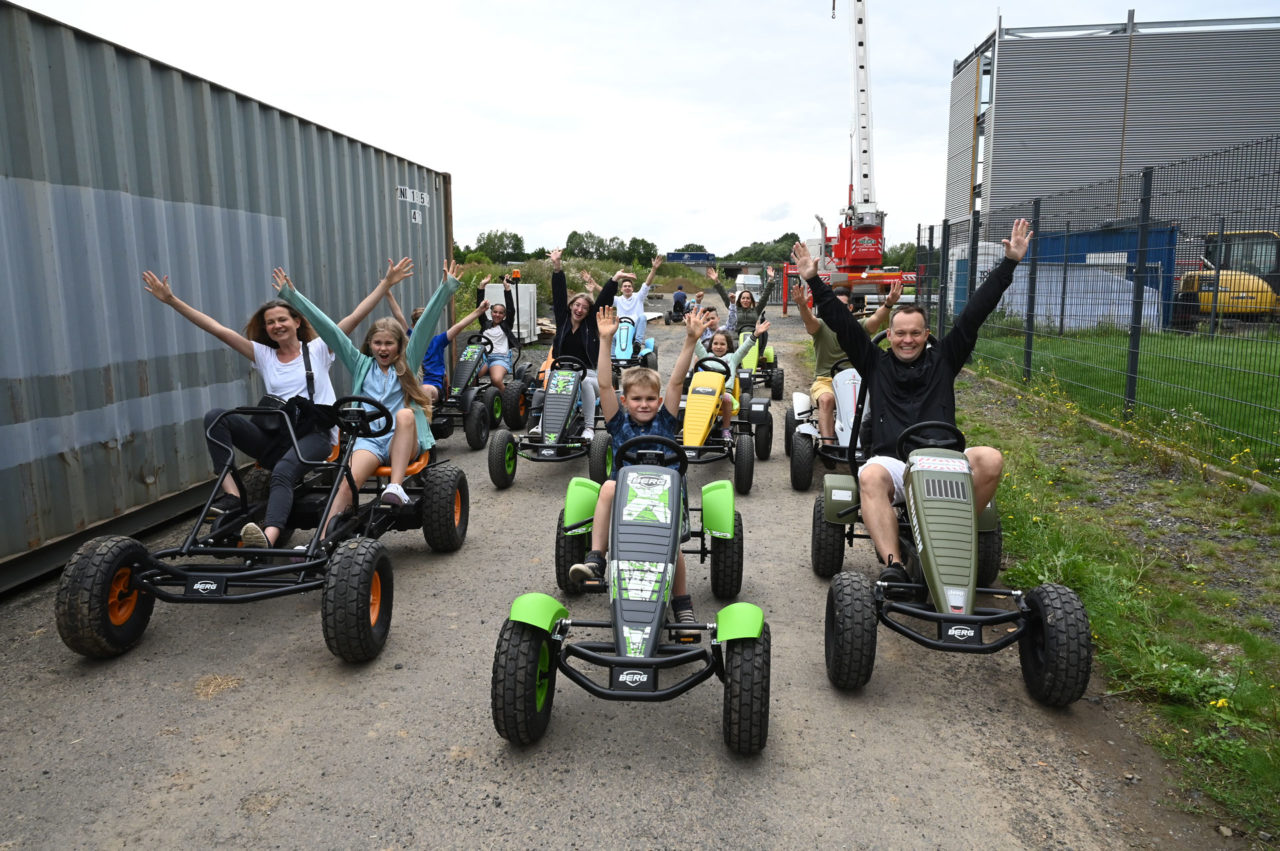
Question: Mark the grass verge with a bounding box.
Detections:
[957,368,1280,835]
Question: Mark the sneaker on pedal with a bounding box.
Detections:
[240,522,269,549]
[878,560,913,600]
[581,426,595,441]
[671,593,700,640]
[381,482,408,505]
[569,551,606,584]
[207,492,241,516]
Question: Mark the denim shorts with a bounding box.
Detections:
[353,431,395,464]
[485,352,514,369]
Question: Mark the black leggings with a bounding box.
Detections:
[204,408,331,531]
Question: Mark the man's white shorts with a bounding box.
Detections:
[861,455,906,505]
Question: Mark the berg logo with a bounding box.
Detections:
[948,625,976,640]
[193,580,218,594]
[618,670,648,687]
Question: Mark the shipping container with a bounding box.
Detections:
[0,2,453,589]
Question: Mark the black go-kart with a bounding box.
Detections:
[488,356,611,488]
[54,396,469,664]
[491,436,769,754]
[430,334,531,450]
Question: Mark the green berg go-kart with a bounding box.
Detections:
[492,436,768,753]
[488,355,612,489]
[815,419,1092,707]
[678,355,772,495]
[430,333,531,450]
[55,396,469,664]
[738,329,785,401]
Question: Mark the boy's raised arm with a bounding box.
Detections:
[596,305,621,423]
[665,307,714,417]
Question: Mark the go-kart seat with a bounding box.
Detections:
[374,450,430,479]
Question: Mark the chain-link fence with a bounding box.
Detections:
[917,134,1280,486]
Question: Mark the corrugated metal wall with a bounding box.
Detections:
[0,2,453,579]
[944,52,981,223]
[983,25,1280,233]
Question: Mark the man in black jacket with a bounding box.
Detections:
[793,218,1031,590]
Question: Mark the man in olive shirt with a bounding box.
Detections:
[790,279,900,448]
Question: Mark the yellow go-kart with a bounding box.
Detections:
[679,355,772,494]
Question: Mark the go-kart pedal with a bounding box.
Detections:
[568,553,607,592]
[877,561,914,601]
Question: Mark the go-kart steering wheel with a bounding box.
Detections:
[618,316,636,327]
[616,435,688,477]
[466,333,494,354]
[829,356,853,377]
[895,420,966,460]
[692,355,732,377]
[333,395,395,438]
[549,356,588,377]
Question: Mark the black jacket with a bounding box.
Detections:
[550,270,617,369]
[809,257,1019,459]
[477,284,519,350]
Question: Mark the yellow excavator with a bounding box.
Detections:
[1174,231,1280,328]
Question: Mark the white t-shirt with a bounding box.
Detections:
[614,283,650,321]
[482,324,510,357]
[252,339,339,442]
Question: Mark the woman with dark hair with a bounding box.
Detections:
[142,258,413,547]
[542,247,618,438]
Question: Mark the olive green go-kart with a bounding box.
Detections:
[491,436,768,754]
[816,420,1093,708]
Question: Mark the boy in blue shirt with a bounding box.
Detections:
[570,304,717,632]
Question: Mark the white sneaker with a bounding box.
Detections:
[381,482,408,505]
[240,522,269,548]
[582,427,595,440]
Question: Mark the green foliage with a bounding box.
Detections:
[528,246,549,260]
[473,230,526,263]
[883,241,916,270]
[464,251,492,266]
[676,242,707,253]
[724,232,800,264]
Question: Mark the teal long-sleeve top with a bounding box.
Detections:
[280,273,462,453]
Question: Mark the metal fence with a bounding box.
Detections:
[917,134,1280,487]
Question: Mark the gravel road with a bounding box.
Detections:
[0,307,1246,849]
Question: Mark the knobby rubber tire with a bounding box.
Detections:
[421,465,469,552]
[482,385,504,428]
[55,535,155,658]
[722,623,770,755]
[811,495,846,578]
[464,399,490,450]
[488,429,518,489]
[322,537,393,663]
[1019,583,1093,707]
[755,416,773,461]
[554,508,588,594]
[977,520,1003,588]
[709,512,745,600]
[491,619,557,745]
[825,571,877,689]
[770,369,785,401]
[790,434,815,491]
[734,434,755,495]
[783,407,796,457]
[501,381,529,430]
[588,431,613,484]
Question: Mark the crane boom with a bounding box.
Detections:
[850,0,876,210]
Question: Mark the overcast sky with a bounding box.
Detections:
[15,0,1278,256]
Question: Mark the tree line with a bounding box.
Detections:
[455,228,917,269]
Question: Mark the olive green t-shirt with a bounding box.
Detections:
[812,317,868,376]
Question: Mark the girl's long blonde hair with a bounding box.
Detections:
[361,318,433,416]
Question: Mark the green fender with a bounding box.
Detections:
[508,592,568,634]
[978,499,999,532]
[716,602,764,641]
[564,476,601,534]
[701,479,736,539]
[823,474,859,524]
